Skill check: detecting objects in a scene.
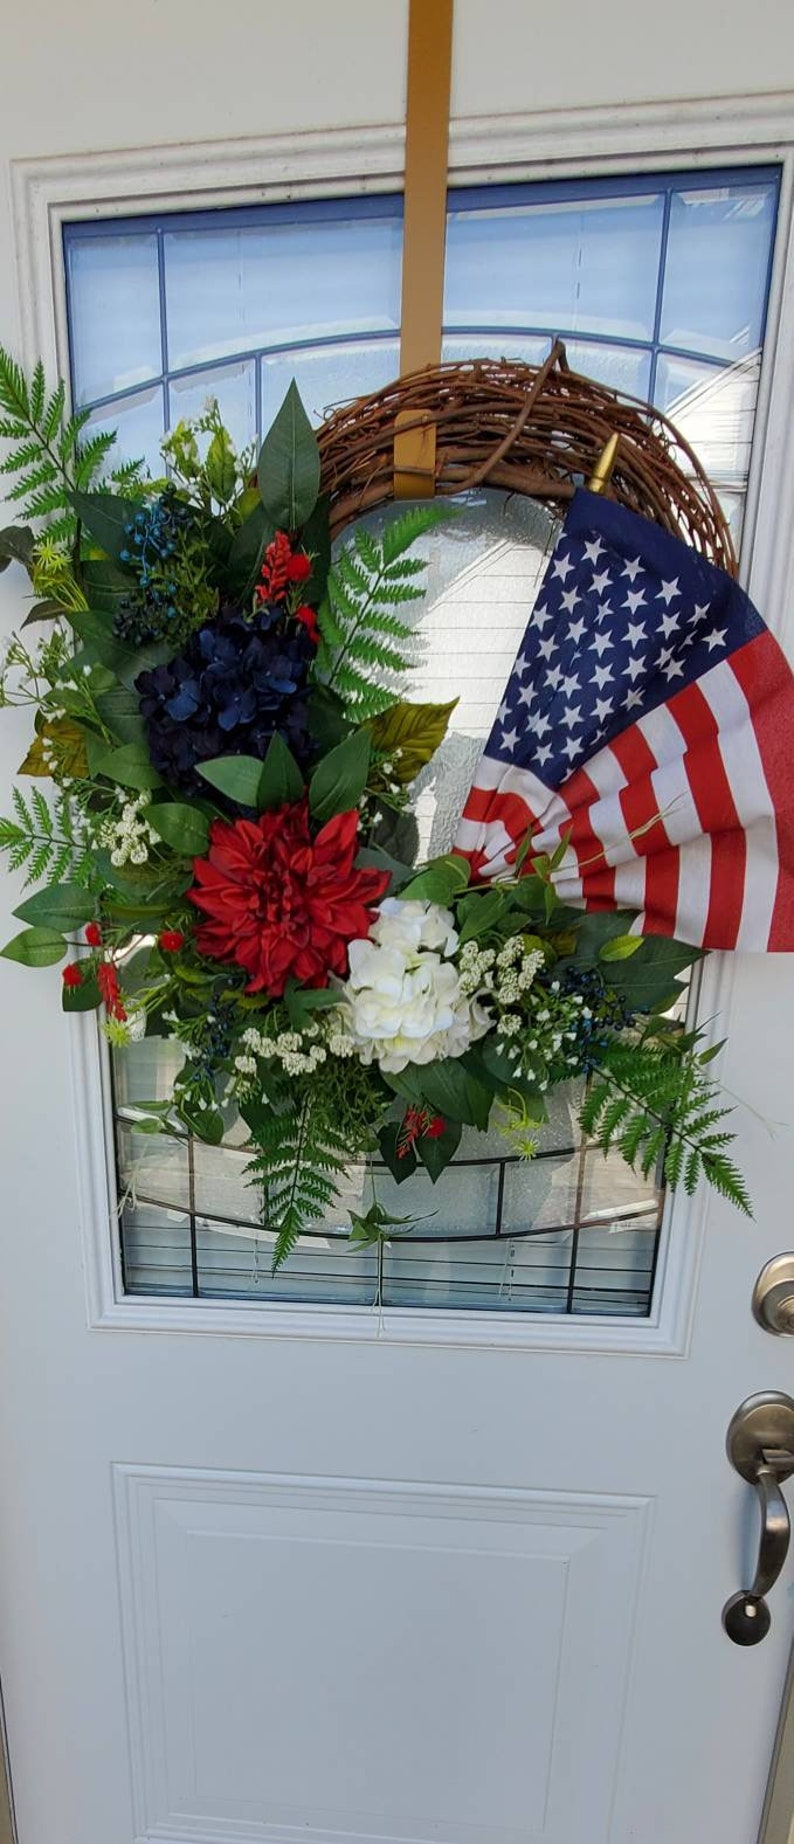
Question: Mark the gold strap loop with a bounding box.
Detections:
[394,0,454,498]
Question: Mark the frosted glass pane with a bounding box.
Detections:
[66,234,161,406]
[502,1155,580,1234]
[442,332,550,367]
[564,339,651,399]
[86,385,165,475]
[655,350,760,488]
[354,490,558,860]
[195,1221,377,1304]
[117,1122,189,1215]
[660,181,777,361]
[121,1205,193,1295]
[114,1030,185,1108]
[445,193,664,340]
[168,360,256,452]
[383,1234,572,1312]
[164,214,402,371]
[260,338,400,429]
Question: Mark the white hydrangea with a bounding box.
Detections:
[339,898,492,1075]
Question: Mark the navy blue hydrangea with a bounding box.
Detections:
[135,603,315,795]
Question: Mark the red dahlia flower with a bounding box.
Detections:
[188,800,389,997]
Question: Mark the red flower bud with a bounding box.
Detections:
[424,1115,446,1139]
[97,960,127,1021]
[286,552,312,584]
[62,963,84,988]
[85,921,102,947]
[158,929,185,953]
[294,604,320,646]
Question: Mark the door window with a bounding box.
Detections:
[63,167,779,1311]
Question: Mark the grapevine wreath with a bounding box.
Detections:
[0,344,766,1269]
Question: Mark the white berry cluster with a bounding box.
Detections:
[99,790,157,867]
[233,1021,328,1087]
[457,934,544,1006]
[498,978,591,1090]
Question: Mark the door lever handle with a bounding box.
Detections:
[723,1394,794,1646]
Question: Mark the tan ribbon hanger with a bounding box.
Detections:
[394,0,454,498]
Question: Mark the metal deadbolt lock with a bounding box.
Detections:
[752,1255,794,1335]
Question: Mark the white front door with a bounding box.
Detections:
[3,85,794,1844]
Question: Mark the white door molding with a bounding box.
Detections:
[8,93,794,1351]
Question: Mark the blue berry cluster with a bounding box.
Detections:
[556,965,635,1070]
[136,603,315,796]
[114,489,208,646]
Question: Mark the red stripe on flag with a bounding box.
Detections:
[666,679,744,949]
[558,762,616,909]
[460,785,502,826]
[730,630,794,950]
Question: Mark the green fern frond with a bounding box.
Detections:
[317,503,448,717]
[0,345,141,544]
[245,1093,350,1271]
[582,1037,751,1216]
[0,784,89,887]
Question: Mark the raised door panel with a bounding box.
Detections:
[114,1465,650,1844]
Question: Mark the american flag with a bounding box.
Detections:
[455,488,794,950]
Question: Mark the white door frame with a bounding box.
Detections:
[7,92,794,1357]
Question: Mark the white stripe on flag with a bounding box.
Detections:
[672,833,713,947]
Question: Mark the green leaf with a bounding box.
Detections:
[21,598,68,627]
[257,732,304,810]
[176,1101,225,1145]
[567,909,649,967]
[599,933,644,962]
[306,686,352,754]
[115,639,174,691]
[79,558,135,617]
[284,980,342,1030]
[386,1057,492,1131]
[308,728,371,825]
[300,493,332,603]
[0,524,34,573]
[0,925,66,966]
[377,1119,418,1183]
[205,425,237,504]
[417,1117,462,1181]
[70,491,139,567]
[61,967,101,1011]
[400,853,470,904]
[257,381,320,531]
[196,754,267,809]
[355,843,414,892]
[91,740,162,791]
[601,934,703,1011]
[13,881,94,932]
[225,500,276,599]
[95,685,147,746]
[456,886,508,943]
[367,698,458,784]
[147,802,210,857]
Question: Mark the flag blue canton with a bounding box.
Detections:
[485,489,763,789]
